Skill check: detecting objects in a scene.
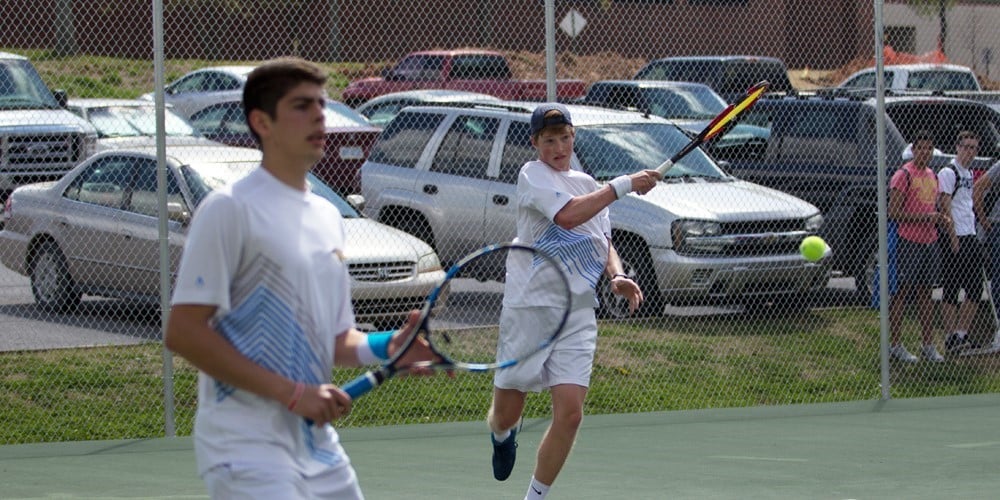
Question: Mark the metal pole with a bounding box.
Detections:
[544,0,556,102]
[874,0,891,401]
[153,0,176,437]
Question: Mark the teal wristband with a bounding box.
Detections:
[367,331,392,361]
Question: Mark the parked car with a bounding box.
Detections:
[187,98,381,194]
[719,92,1000,290]
[633,55,794,102]
[140,66,255,119]
[0,51,98,198]
[578,80,770,161]
[0,145,444,329]
[360,103,826,317]
[67,98,220,150]
[355,89,502,127]
[837,63,982,92]
[340,49,586,107]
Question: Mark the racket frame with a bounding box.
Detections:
[341,242,571,399]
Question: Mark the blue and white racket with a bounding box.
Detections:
[343,242,571,399]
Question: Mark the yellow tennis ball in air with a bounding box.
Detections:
[799,236,830,263]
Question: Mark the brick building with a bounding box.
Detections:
[2,0,874,69]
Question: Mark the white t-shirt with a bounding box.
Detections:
[171,167,355,476]
[505,160,611,310]
[938,160,976,236]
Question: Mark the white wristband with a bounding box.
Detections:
[609,175,632,199]
[356,339,380,365]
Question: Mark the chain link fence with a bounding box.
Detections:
[3,0,1000,445]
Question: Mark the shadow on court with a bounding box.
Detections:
[3,393,1000,499]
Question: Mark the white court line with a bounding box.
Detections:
[947,441,1000,449]
[708,455,807,462]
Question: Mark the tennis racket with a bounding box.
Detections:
[342,242,572,399]
[656,80,769,175]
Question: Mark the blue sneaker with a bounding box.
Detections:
[491,428,517,481]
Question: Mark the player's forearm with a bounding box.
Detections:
[554,186,617,229]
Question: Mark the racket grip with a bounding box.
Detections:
[656,159,674,175]
[342,370,387,399]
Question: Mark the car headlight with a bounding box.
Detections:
[416,252,442,273]
[672,220,721,249]
[82,134,98,158]
[805,213,824,232]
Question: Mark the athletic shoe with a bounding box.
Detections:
[945,333,971,354]
[960,331,1000,356]
[491,428,517,481]
[922,344,945,363]
[889,344,918,363]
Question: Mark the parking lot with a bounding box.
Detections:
[0,260,867,352]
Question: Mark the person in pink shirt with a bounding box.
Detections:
[887,130,950,363]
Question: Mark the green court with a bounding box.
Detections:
[3,394,999,499]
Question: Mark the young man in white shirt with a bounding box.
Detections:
[165,57,435,499]
[487,103,660,499]
[938,131,985,354]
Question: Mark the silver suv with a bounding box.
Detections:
[360,103,826,316]
[0,52,97,197]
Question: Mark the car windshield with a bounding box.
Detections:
[644,86,725,119]
[574,122,725,180]
[181,161,360,217]
[324,100,372,127]
[84,105,199,138]
[0,59,61,110]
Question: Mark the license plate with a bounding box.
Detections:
[339,146,365,160]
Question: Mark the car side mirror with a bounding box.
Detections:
[166,201,191,224]
[346,194,365,212]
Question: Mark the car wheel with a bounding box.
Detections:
[597,239,664,318]
[855,242,880,300]
[30,242,81,313]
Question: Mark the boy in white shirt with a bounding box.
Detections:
[938,131,985,354]
[487,103,660,499]
[165,57,435,499]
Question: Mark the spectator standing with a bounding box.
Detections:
[972,157,1000,353]
[938,131,985,354]
[888,131,947,363]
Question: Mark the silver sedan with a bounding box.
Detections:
[0,145,444,329]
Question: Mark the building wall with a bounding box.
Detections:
[885,2,1000,79]
[7,0,984,72]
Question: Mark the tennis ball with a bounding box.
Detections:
[799,236,830,263]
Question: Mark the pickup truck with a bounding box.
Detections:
[340,50,587,107]
[0,52,97,200]
[837,63,983,92]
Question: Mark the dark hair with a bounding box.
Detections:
[956,130,979,145]
[913,129,934,146]
[243,57,327,145]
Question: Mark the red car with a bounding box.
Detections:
[187,99,381,194]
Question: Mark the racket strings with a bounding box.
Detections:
[427,245,571,370]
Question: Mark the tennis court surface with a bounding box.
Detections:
[3,393,999,499]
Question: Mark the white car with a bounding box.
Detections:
[140,66,255,119]
[355,89,502,127]
[837,63,981,92]
[360,103,827,317]
[0,145,444,329]
[67,98,221,151]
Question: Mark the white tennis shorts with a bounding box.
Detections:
[493,305,597,392]
[203,460,363,500]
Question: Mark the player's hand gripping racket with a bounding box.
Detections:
[342,242,571,399]
[656,80,769,175]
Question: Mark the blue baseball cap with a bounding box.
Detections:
[530,103,573,135]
